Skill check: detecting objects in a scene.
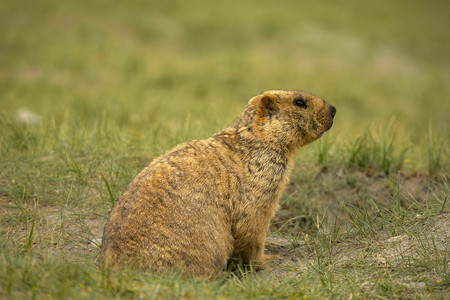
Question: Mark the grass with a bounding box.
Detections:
[1,0,449,298]
[346,120,410,175]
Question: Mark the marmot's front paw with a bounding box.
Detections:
[251,254,282,271]
[261,254,282,262]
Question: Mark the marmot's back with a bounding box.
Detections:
[100,139,238,276]
[100,90,336,277]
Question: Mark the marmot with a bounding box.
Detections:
[100,90,336,277]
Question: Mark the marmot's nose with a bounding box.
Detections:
[330,105,336,119]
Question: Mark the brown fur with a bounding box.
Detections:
[99,90,336,277]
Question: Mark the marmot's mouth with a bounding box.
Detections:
[324,120,334,132]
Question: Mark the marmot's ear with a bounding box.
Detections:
[256,94,279,119]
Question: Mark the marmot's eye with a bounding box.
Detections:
[293,99,307,108]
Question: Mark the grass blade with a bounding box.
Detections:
[102,174,115,209]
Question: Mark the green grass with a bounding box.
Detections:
[1,0,449,298]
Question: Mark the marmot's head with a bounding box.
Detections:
[247,90,336,149]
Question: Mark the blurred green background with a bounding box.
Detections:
[1,0,449,149]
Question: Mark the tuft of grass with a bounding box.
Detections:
[347,120,409,175]
[316,134,335,165]
[426,124,448,176]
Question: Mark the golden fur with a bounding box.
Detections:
[99,90,336,277]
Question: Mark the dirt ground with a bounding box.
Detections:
[265,212,449,277]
